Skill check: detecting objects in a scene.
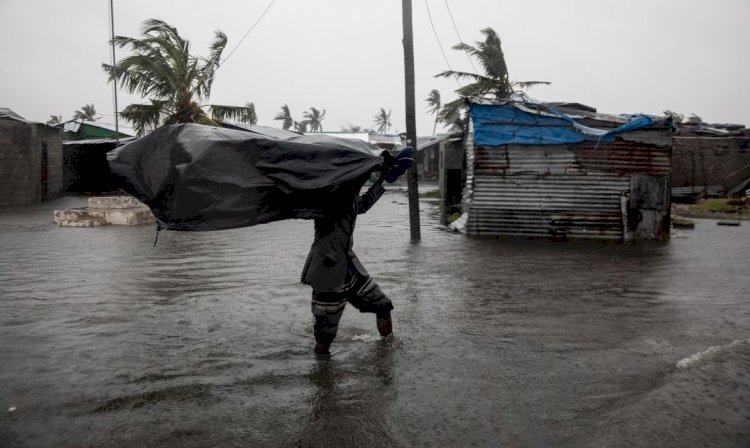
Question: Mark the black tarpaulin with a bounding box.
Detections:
[107,123,387,231]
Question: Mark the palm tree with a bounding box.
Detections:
[303,107,326,132]
[73,104,97,121]
[274,104,294,130]
[435,27,549,122]
[341,124,363,133]
[102,19,253,136]
[294,120,309,133]
[46,115,62,126]
[425,89,441,135]
[442,107,465,134]
[211,102,257,125]
[373,108,391,133]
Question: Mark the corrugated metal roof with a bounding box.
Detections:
[305,131,404,146]
[464,99,672,240]
[222,122,302,140]
[0,107,32,123]
[59,120,135,138]
[304,131,370,143]
[369,133,403,145]
[63,137,136,145]
[417,135,445,151]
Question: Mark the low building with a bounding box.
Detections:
[59,120,134,141]
[57,120,134,193]
[461,98,672,240]
[416,134,465,223]
[415,136,443,181]
[671,122,750,199]
[305,131,404,152]
[0,108,63,205]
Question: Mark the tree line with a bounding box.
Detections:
[48,20,536,136]
[94,19,533,137]
[49,20,702,136]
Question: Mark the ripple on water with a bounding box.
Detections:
[584,339,750,448]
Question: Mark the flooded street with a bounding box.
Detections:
[1,188,749,447]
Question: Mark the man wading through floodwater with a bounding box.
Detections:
[301,155,398,355]
[108,120,413,355]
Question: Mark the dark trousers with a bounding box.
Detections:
[311,264,393,344]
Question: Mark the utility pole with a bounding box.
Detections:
[401,0,421,241]
[108,0,120,146]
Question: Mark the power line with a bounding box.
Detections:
[444,0,478,73]
[424,0,453,73]
[221,0,276,66]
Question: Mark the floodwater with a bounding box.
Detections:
[1,188,749,447]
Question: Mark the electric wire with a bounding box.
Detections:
[444,0,478,73]
[221,0,276,67]
[424,0,454,73]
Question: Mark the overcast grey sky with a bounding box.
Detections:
[1,0,748,135]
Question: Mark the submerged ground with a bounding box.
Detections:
[1,188,748,447]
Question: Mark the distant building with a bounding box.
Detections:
[59,120,134,141]
[461,98,672,240]
[55,120,135,193]
[416,134,462,181]
[305,131,404,152]
[0,108,63,205]
[671,121,750,199]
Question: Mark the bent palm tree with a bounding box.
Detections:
[102,19,253,136]
[73,104,97,121]
[341,124,363,133]
[373,108,391,133]
[211,102,257,125]
[275,104,294,130]
[294,120,309,133]
[303,107,326,132]
[46,115,62,126]
[435,27,549,122]
[425,89,441,135]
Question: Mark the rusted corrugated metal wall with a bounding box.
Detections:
[465,136,671,239]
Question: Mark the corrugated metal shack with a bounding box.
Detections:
[462,98,672,240]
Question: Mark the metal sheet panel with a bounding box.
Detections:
[466,140,671,239]
[467,173,628,239]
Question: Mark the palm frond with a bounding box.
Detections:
[120,100,165,136]
[210,103,257,124]
[512,80,551,90]
[196,30,227,100]
[192,112,221,127]
[434,70,492,84]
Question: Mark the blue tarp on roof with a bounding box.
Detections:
[470,102,657,147]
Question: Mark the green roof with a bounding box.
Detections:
[61,121,133,141]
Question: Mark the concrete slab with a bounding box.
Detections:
[54,195,155,227]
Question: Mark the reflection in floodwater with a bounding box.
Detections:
[289,341,398,447]
[0,192,749,447]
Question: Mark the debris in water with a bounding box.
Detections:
[717,220,740,226]
[672,217,695,229]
